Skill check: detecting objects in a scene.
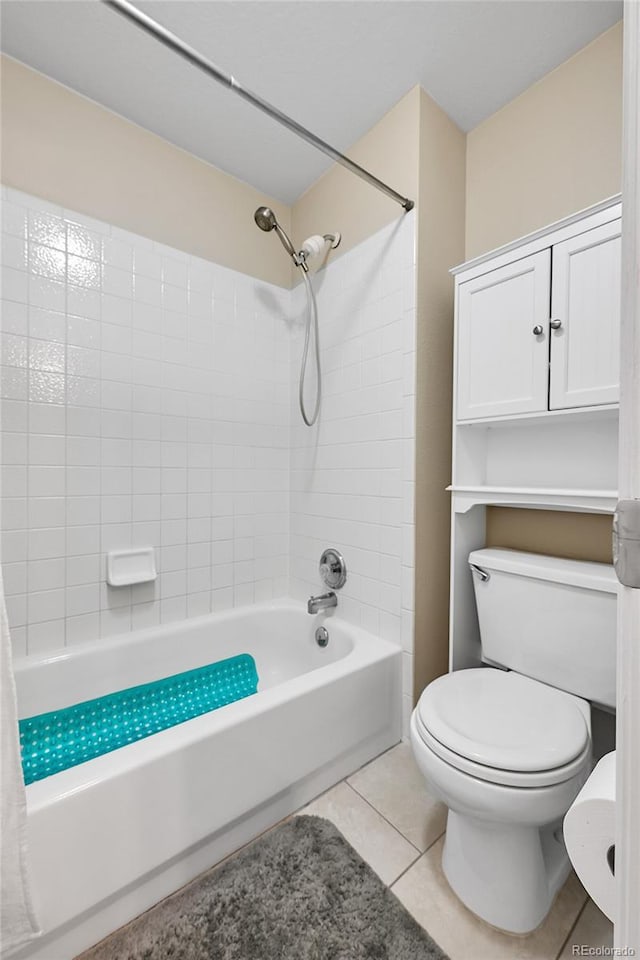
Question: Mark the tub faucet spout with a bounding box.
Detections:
[307,591,338,614]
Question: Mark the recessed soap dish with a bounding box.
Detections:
[106,548,157,587]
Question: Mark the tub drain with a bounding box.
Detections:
[315,626,329,647]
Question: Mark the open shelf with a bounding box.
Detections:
[456,403,618,428]
[449,485,617,514]
[453,410,618,497]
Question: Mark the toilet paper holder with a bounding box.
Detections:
[563,751,616,922]
[607,844,615,876]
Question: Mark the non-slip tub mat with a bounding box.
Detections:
[20,653,259,785]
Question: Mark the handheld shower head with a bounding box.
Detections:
[253,206,301,265]
[254,206,277,232]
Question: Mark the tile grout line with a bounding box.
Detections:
[343,779,422,856]
[554,897,589,960]
[298,774,436,892]
[388,828,447,890]
[343,776,449,888]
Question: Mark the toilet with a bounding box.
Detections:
[410,548,618,934]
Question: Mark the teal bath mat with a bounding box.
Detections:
[20,653,259,785]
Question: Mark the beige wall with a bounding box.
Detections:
[0,55,292,287]
[486,508,613,564]
[465,21,622,259]
[292,86,420,264]
[413,90,466,700]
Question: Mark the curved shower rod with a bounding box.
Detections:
[103,0,415,213]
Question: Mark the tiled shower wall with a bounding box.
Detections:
[0,186,290,657]
[0,187,416,719]
[289,215,416,730]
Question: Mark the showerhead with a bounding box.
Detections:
[253,205,300,265]
[254,206,277,232]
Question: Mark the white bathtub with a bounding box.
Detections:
[10,602,401,960]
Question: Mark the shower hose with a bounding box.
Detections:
[298,268,321,427]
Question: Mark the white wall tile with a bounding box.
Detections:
[2,466,27,497]
[5,594,26,628]
[28,618,65,656]
[289,213,416,703]
[3,530,27,563]
[28,558,65,593]
[66,554,101,587]
[66,612,100,646]
[2,188,290,655]
[3,561,26,595]
[29,498,66,529]
[131,600,160,631]
[66,584,100,618]
[160,596,186,624]
[27,587,65,624]
[2,190,414,695]
[99,606,131,638]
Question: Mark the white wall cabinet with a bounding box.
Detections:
[448,197,620,672]
[549,219,621,410]
[455,205,621,422]
[456,251,550,420]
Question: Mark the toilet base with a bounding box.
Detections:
[442,809,571,934]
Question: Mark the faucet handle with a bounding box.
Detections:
[319,549,347,590]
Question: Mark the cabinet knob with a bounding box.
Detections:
[532,325,544,336]
[550,318,563,330]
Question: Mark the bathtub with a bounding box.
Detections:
[10,601,401,960]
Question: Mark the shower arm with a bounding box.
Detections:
[103,0,415,213]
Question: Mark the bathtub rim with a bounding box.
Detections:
[19,600,400,812]
[12,599,350,674]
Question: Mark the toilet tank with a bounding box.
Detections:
[468,548,618,709]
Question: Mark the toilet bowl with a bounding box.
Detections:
[410,548,618,935]
[410,668,592,933]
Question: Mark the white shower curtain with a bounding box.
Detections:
[0,567,40,954]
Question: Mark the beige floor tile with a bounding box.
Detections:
[298,780,420,885]
[559,898,613,958]
[348,742,447,851]
[391,837,587,960]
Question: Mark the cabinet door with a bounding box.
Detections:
[456,250,551,421]
[549,219,621,410]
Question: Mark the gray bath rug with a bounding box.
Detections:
[78,815,448,960]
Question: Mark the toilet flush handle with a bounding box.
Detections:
[470,563,490,582]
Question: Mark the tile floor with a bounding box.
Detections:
[298,742,613,960]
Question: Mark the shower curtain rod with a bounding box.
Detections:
[103,0,414,212]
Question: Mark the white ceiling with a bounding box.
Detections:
[1,0,622,205]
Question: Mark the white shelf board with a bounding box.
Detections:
[449,485,618,514]
[456,404,619,428]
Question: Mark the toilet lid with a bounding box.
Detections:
[417,669,588,773]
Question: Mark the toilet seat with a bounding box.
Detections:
[415,668,591,788]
